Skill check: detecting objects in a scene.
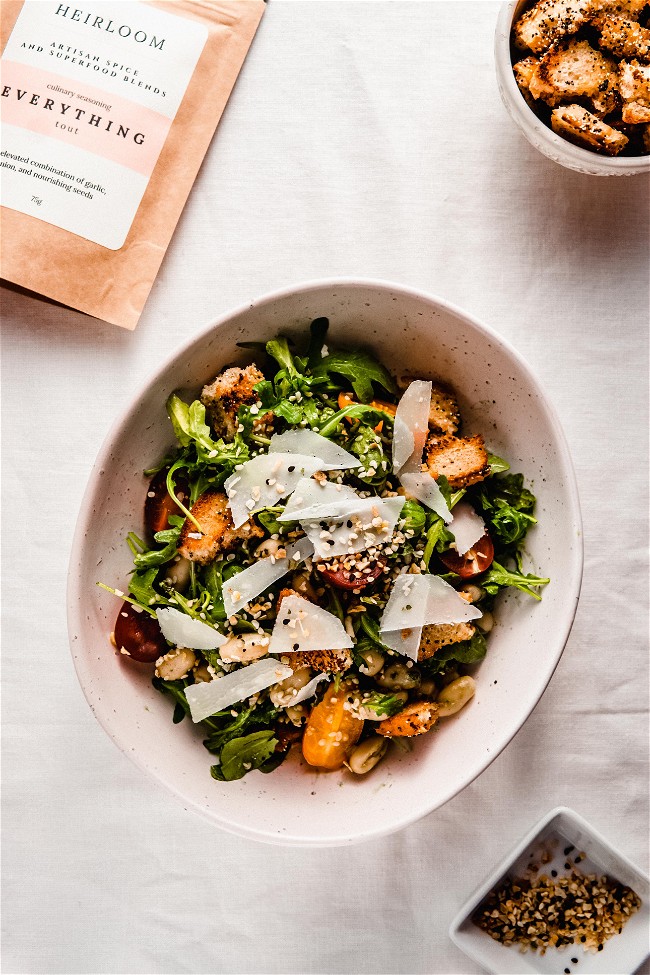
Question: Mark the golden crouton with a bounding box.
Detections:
[514,0,593,54]
[595,14,650,60]
[528,40,618,107]
[282,648,353,674]
[592,0,647,18]
[514,57,540,106]
[551,103,630,151]
[418,623,477,661]
[201,364,269,440]
[398,377,461,436]
[425,434,490,490]
[376,701,439,737]
[620,60,650,122]
[178,489,263,564]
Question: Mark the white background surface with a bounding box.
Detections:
[2,2,648,974]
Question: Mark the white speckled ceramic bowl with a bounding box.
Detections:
[495,1,650,177]
[67,279,583,847]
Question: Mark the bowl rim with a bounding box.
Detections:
[449,804,650,972]
[495,0,650,176]
[66,276,584,846]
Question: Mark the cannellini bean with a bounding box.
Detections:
[164,556,192,591]
[254,538,284,559]
[219,633,270,664]
[458,583,484,603]
[269,666,313,707]
[476,611,494,633]
[285,703,308,726]
[347,736,388,774]
[192,664,212,683]
[291,571,318,601]
[155,647,196,681]
[376,661,420,691]
[358,647,384,677]
[436,676,476,717]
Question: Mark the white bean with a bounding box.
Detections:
[192,664,212,683]
[458,583,484,603]
[436,676,476,717]
[476,611,494,633]
[164,556,192,591]
[155,647,196,681]
[219,633,270,664]
[358,647,384,677]
[254,538,283,559]
[269,666,313,707]
[347,737,388,774]
[376,662,420,691]
[291,571,318,601]
[285,704,308,726]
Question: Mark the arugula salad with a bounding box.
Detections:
[102,320,549,782]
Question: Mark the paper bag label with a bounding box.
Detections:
[0,1,207,249]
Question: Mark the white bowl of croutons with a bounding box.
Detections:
[68,279,583,846]
[495,0,650,175]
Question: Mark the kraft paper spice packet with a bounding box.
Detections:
[0,1,265,329]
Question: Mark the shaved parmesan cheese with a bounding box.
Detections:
[279,477,361,523]
[379,573,481,632]
[222,538,314,618]
[290,672,329,706]
[399,471,452,523]
[448,501,486,556]
[302,496,405,559]
[269,429,361,470]
[380,625,423,662]
[155,607,227,651]
[392,380,432,475]
[268,594,353,654]
[225,452,322,528]
[185,658,293,723]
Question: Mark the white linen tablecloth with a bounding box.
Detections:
[2,3,648,973]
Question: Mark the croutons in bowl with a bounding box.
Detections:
[495,0,650,174]
[67,279,582,846]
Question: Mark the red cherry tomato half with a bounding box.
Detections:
[438,534,495,578]
[274,723,302,754]
[144,469,190,535]
[114,601,167,663]
[317,558,387,591]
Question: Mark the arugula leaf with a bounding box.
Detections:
[361,692,405,717]
[127,567,165,607]
[487,452,510,475]
[265,336,301,380]
[306,317,329,366]
[422,516,455,567]
[399,499,427,535]
[349,424,387,485]
[210,730,278,781]
[318,403,392,439]
[480,560,550,601]
[311,351,396,403]
[133,525,181,569]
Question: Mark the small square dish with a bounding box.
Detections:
[450,806,649,975]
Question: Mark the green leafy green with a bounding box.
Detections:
[349,424,387,485]
[480,560,550,601]
[127,567,166,608]
[317,403,392,439]
[306,317,330,366]
[399,499,427,535]
[475,472,538,548]
[311,350,396,403]
[132,524,181,569]
[210,730,278,781]
[487,452,510,475]
[361,692,405,717]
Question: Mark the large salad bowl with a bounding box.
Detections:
[67,279,582,846]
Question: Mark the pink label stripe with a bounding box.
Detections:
[0,60,170,176]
